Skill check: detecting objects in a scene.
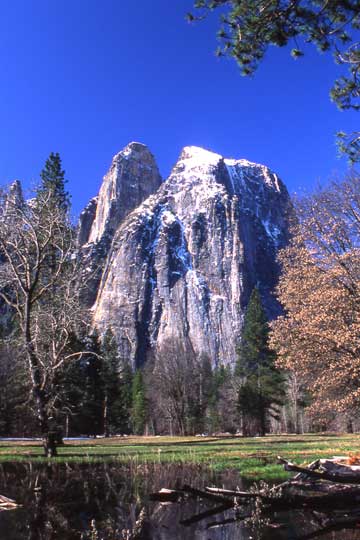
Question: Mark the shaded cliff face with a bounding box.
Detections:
[78,142,162,305]
[91,146,292,368]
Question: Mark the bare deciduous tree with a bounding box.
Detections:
[148,341,201,436]
[0,187,90,456]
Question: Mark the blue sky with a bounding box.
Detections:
[0,0,358,216]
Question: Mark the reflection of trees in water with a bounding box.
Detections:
[0,462,223,540]
[171,489,360,540]
[2,463,360,540]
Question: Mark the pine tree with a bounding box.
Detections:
[236,288,284,436]
[101,328,133,436]
[81,331,103,437]
[60,362,85,436]
[188,355,213,434]
[37,152,70,212]
[131,370,147,435]
[120,359,133,433]
[54,331,87,437]
[207,364,231,433]
[0,344,29,436]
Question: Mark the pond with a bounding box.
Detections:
[1,462,360,539]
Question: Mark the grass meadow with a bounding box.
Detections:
[1,433,360,480]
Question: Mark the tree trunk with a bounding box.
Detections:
[103,394,109,437]
[259,412,266,436]
[25,299,57,457]
[43,431,57,458]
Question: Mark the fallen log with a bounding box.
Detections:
[0,495,19,510]
[205,486,260,498]
[149,485,232,505]
[151,478,360,511]
[181,484,234,504]
[277,456,360,484]
[150,454,360,535]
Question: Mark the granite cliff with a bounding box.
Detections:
[82,143,292,368]
[78,142,162,305]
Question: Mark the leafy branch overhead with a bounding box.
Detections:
[190,0,360,161]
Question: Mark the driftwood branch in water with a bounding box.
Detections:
[181,484,233,504]
[277,456,360,484]
[0,495,19,510]
[151,481,360,511]
[150,455,360,536]
[205,486,260,498]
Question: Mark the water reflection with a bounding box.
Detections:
[0,462,360,539]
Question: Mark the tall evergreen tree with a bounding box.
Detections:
[101,328,133,436]
[37,152,70,212]
[236,288,284,436]
[207,364,232,433]
[131,370,147,435]
[81,331,103,437]
[188,355,213,434]
[54,331,87,437]
[0,344,28,436]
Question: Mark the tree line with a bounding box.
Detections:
[0,152,358,455]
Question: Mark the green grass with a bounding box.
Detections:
[1,433,359,480]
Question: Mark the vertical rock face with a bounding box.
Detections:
[91,145,292,367]
[78,197,98,247]
[78,142,162,305]
[5,180,24,210]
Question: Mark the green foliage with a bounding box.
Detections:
[236,288,284,436]
[37,152,70,212]
[0,346,30,436]
[80,331,103,437]
[337,130,360,163]
[206,364,232,433]
[52,329,134,437]
[56,355,86,435]
[186,355,214,433]
[131,370,147,435]
[191,0,360,161]
[101,328,133,435]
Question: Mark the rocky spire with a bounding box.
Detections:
[77,142,162,306]
[6,180,24,209]
[79,142,162,248]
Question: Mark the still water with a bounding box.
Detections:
[1,462,360,540]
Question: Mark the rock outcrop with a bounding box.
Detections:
[89,145,292,367]
[78,142,162,305]
[5,180,24,211]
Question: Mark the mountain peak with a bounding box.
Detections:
[7,179,24,208]
[119,141,152,160]
[92,144,292,367]
[181,145,223,163]
[83,142,161,247]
